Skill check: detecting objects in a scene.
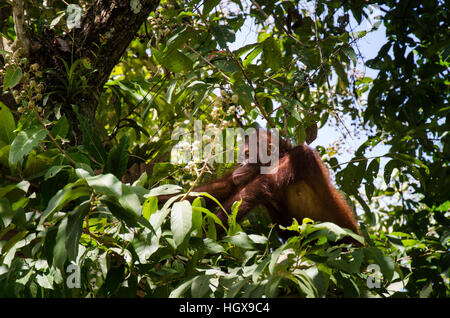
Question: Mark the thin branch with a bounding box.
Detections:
[185,43,230,82]
[181,118,227,202]
[0,171,40,191]
[249,0,307,47]
[225,48,279,131]
[193,4,286,140]
[312,0,352,139]
[329,154,387,170]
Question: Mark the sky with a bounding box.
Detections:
[310,10,389,164]
[229,5,390,165]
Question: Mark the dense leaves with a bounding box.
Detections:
[0,0,448,298]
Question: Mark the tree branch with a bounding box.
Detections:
[30,0,160,126]
[10,0,30,56]
[75,0,160,96]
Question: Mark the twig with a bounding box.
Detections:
[329,154,387,170]
[0,171,40,191]
[225,48,280,134]
[249,0,307,47]
[185,44,231,82]
[181,116,228,201]
[107,73,168,144]
[312,0,352,139]
[193,6,286,140]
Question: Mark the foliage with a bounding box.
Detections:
[0,0,448,298]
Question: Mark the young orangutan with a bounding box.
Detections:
[158,129,361,242]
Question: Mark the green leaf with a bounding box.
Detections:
[149,195,181,231]
[206,213,217,240]
[79,117,107,164]
[408,165,426,191]
[337,272,360,297]
[364,247,395,281]
[52,201,89,269]
[0,197,15,228]
[132,227,160,263]
[365,158,380,182]
[104,135,129,179]
[191,198,204,235]
[101,197,139,227]
[171,200,192,247]
[242,45,262,67]
[202,237,224,254]
[85,174,141,225]
[97,262,126,297]
[213,59,239,73]
[44,165,72,180]
[3,65,23,90]
[354,193,375,226]
[223,231,255,249]
[294,125,306,145]
[226,279,247,297]
[248,234,268,245]
[161,50,193,73]
[269,245,285,274]
[383,159,401,185]
[0,145,10,171]
[304,222,364,244]
[50,12,65,28]
[39,179,91,225]
[264,276,282,297]
[326,249,363,273]
[85,174,122,197]
[291,269,319,298]
[166,27,190,51]
[354,157,367,186]
[262,36,281,70]
[387,153,430,175]
[1,230,28,265]
[233,82,254,108]
[211,24,236,49]
[341,45,357,65]
[304,266,330,297]
[234,43,259,58]
[332,60,349,86]
[142,196,158,221]
[9,125,48,166]
[282,96,302,121]
[36,274,54,290]
[202,0,220,15]
[192,206,226,230]
[50,116,69,139]
[169,277,195,298]
[191,275,210,298]
[148,184,183,197]
[0,102,16,146]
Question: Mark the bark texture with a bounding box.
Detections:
[75,0,159,102]
[31,0,160,123]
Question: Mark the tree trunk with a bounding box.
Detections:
[31,0,160,125]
